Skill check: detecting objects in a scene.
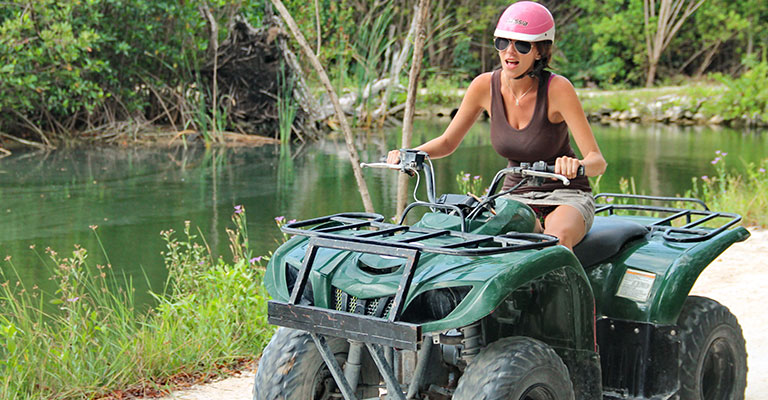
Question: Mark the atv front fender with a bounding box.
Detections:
[422,245,597,351]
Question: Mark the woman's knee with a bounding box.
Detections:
[544,206,587,249]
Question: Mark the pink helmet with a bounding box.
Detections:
[494,2,555,43]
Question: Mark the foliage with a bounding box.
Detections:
[0,0,262,140]
[0,207,272,399]
[456,171,484,197]
[419,75,464,107]
[0,0,107,136]
[600,151,768,228]
[711,57,768,122]
[1,0,768,140]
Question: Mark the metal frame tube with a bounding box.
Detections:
[344,341,365,393]
[405,338,434,399]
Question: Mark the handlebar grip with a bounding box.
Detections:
[545,165,585,176]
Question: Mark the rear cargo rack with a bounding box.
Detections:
[281,212,560,256]
[594,193,742,243]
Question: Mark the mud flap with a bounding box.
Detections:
[597,318,680,399]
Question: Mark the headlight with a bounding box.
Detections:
[400,286,472,323]
[285,262,314,305]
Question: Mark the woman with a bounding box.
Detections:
[387,1,606,250]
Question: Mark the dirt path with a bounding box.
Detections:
[151,228,767,400]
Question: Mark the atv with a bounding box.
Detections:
[254,149,749,400]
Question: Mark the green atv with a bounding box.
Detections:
[254,149,749,400]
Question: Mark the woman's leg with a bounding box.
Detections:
[543,205,587,250]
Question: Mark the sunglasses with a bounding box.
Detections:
[494,37,532,54]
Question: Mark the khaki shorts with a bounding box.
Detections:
[503,189,595,233]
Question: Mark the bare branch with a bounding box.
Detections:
[0,130,50,150]
[396,0,430,218]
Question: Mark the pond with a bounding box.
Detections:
[1,121,766,307]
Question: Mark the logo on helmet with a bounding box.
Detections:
[508,18,528,26]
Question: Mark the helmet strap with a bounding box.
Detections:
[515,57,547,80]
[514,71,532,80]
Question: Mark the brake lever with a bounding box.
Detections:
[360,162,416,176]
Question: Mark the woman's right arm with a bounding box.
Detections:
[387,73,491,164]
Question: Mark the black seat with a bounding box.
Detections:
[573,217,649,267]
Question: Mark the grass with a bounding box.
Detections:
[0,207,273,399]
[577,83,727,116]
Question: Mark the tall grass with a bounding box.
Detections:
[688,151,768,227]
[0,207,273,399]
[595,152,768,228]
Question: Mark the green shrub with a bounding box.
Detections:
[0,0,262,138]
[712,57,768,122]
[0,0,106,132]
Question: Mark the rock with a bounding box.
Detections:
[708,115,724,125]
[665,106,684,122]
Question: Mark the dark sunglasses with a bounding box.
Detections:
[494,37,532,54]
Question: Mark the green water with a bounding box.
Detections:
[1,121,766,305]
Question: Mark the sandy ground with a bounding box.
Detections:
[150,228,768,400]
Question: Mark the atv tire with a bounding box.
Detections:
[253,328,377,400]
[677,296,747,400]
[452,337,575,400]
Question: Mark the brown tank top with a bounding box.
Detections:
[490,69,591,193]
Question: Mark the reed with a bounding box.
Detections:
[0,207,272,399]
[349,4,395,126]
[277,62,298,146]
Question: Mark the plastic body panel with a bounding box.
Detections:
[265,233,596,349]
[586,224,749,324]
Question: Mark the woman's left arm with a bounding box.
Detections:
[549,75,607,178]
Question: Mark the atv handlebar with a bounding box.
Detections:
[359,162,403,171]
[362,149,438,204]
[362,151,584,226]
[498,165,578,186]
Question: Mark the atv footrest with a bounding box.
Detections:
[268,300,422,350]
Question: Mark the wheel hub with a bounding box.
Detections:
[700,337,736,400]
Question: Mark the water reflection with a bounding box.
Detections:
[0,122,765,307]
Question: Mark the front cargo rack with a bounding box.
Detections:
[280,212,560,256]
[271,212,559,353]
[594,193,742,243]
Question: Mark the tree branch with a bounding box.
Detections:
[269,0,375,213]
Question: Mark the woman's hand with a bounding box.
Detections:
[386,149,401,165]
[554,156,583,179]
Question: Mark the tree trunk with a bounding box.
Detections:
[396,0,430,219]
[643,0,705,86]
[695,40,721,78]
[199,2,221,142]
[269,0,375,214]
[646,60,658,87]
